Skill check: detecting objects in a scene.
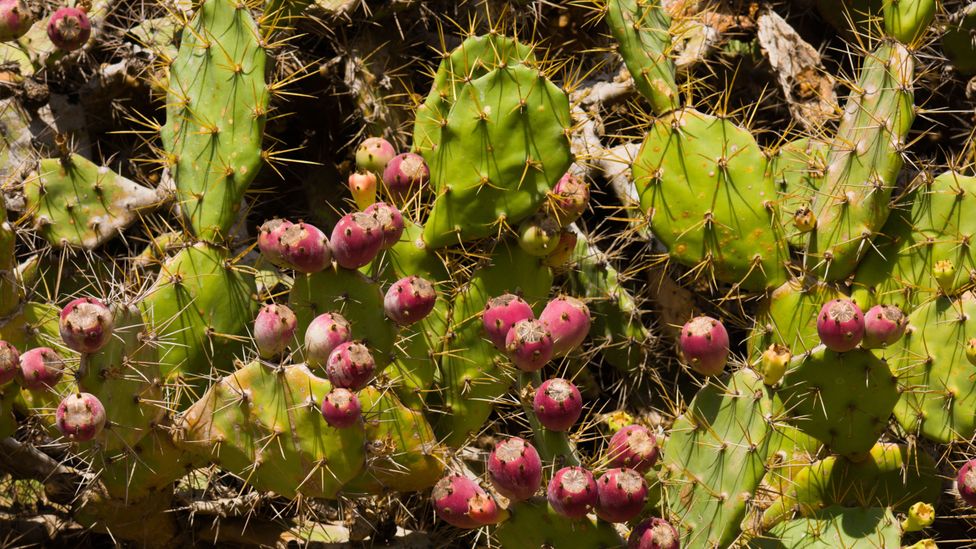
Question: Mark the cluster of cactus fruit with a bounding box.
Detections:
[6,0,976,545]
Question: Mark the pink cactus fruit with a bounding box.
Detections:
[257,218,293,267]
[487,437,543,502]
[548,172,590,226]
[533,378,583,432]
[482,294,535,351]
[0,341,19,386]
[629,518,680,549]
[355,137,397,174]
[432,475,497,529]
[384,276,437,327]
[595,468,648,523]
[816,298,865,352]
[56,392,106,442]
[325,341,375,390]
[540,295,591,356]
[547,466,598,519]
[382,152,429,201]
[861,304,907,349]
[330,212,384,270]
[0,0,33,42]
[320,388,361,429]
[304,312,352,368]
[958,459,976,507]
[608,424,659,473]
[47,6,90,52]
[59,297,114,354]
[348,172,378,210]
[364,202,405,248]
[254,304,297,359]
[18,347,65,390]
[679,316,730,376]
[504,319,553,372]
[278,222,332,273]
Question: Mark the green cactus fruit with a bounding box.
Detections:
[852,172,976,311]
[752,506,901,548]
[97,423,199,501]
[77,304,164,454]
[889,292,976,442]
[883,0,935,43]
[178,360,366,499]
[422,64,573,248]
[776,345,898,457]
[24,154,164,249]
[749,277,844,360]
[761,443,940,528]
[289,266,395,371]
[661,368,783,547]
[605,0,679,115]
[140,243,257,405]
[943,4,976,75]
[412,34,535,157]
[434,241,552,447]
[632,108,790,290]
[801,42,914,281]
[160,0,268,241]
[769,138,827,247]
[902,501,935,532]
[495,497,625,548]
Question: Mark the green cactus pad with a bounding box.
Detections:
[632,108,790,290]
[606,0,679,115]
[422,64,573,248]
[434,241,552,447]
[78,304,164,454]
[160,0,268,241]
[852,172,976,312]
[141,243,257,405]
[752,506,900,548]
[412,34,535,157]
[802,42,914,281]
[24,154,163,249]
[890,293,976,442]
[662,368,783,548]
[178,361,366,499]
[496,497,626,547]
[97,423,199,501]
[770,138,827,247]
[777,346,898,457]
[289,267,396,370]
[749,277,844,360]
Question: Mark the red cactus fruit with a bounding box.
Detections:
[432,475,496,529]
[958,459,976,507]
[0,0,33,42]
[549,172,590,226]
[540,295,591,357]
[595,467,648,523]
[47,6,90,51]
[56,392,106,442]
[18,347,65,390]
[679,316,729,376]
[816,298,865,352]
[0,341,20,386]
[59,297,113,354]
[325,341,375,390]
[487,437,543,502]
[608,424,659,473]
[505,319,553,372]
[254,304,297,359]
[304,312,352,369]
[330,212,384,270]
[257,218,293,267]
[364,202,405,249]
[861,304,907,349]
[355,137,396,174]
[483,294,534,351]
[384,276,436,326]
[533,378,583,432]
[382,152,428,201]
[547,466,598,519]
[629,517,680,549]
[320,388,361,428]
[278,222,332,273]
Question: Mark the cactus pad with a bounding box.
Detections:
[605,0,678,114]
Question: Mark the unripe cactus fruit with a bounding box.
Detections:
[862,304,908,349]
[540,295,591,356]
[967,338,976,367]
[482,294,535,350]
[957,459,976,507]
[278,222,332,274]
[487,437,543,502]
[0,341,19,386]
[382,152,429,201]
[355,137,396,174]
[325,341,375,390]
[384,276,436,326]
[544,230,578,269]
[595,468,648,523]
[320,388,361,428]
[432,475,494,529]
[793,205,817,232]
[628,517,680,549]
[18,348,65,390]
[758,344,791,386]
[59,297,114,354]
[902,502,935,532]
[364,202,405,249]
[547,466,598,519]
[533,378,582,432]
[348,172,378,210]
[816,298,865,352]
[257,218,292,267]
[56,392,106,442]
[679,316,730,376]
[0,0,33,42]
[254,304,297,359]
[549,172,589,226]
[517,214,561,257]
[608,424,658,473]
[304,312,352,368]
[47,6,90,52]
[934,259,956,293]
[505,319,553,372]
[330,212,384,270]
